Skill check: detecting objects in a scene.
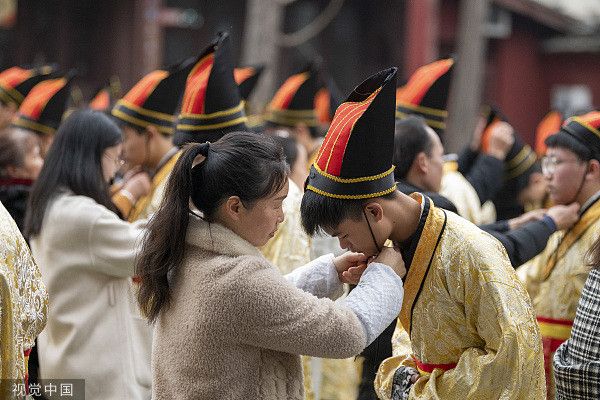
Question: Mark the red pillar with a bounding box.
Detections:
[403,0,440,78]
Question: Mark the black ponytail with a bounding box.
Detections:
[136,142,207,322]
[137,132,288,322]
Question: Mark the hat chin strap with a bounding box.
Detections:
[363,207,382,255]
[567,162,588,206]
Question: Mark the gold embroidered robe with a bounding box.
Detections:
[517,197,600,399]
[0,201,48,398]
[375,194,545,399]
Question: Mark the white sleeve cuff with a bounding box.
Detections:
[284,253,344,299]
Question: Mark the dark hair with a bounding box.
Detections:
[136,131,289,323]
[301,189,396,236]
[545,132,594,161]
[24,109,122,237]
[393,116,434,179]
[0,128,39,178]
[272,135,299,169]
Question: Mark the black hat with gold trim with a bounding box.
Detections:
[480,106,538,181]
[480,106,541,219]
[112,56,198,135]
[395,58,453,136]
[314,77,343,126]
[89,77,121,113]
[0,65,55,107]
[305,67,398,199]
[11,73,74,136]
[265,63,321,128]
[173,32,247,146]
[234,64,264,101]
[557,111,600,159]
[535,111,563,157]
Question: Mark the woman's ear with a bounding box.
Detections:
[223,196,243,220]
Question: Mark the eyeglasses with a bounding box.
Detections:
[541,156,584,175]
[104,153,125,167]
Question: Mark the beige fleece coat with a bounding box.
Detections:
[29,193,150,400]
[152,214,367,400]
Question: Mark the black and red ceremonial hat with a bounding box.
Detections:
[89,78,121,112]
[11,73,73,136]
[395,58,453,135]
[0,65,55,107]
[480,105,537,180]
[266,63,322,128]
[559,111,600,159]
[112,56,199,135]
[173,32,247,146]
[234,64,264,101]
[535,111,563,157]
[305,67,398,199]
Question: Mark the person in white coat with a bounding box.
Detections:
[25,109,151,400]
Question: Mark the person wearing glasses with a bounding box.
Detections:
[517,111,600,399]
[24,109,152,400]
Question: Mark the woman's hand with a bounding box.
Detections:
[333,252,368,284]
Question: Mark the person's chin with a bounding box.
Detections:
[549,193,566,205]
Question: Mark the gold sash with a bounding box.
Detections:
[399,193,447,336]
[542,198,600,280]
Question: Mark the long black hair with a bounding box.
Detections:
[137,131,289,323]
[24,109,122,238]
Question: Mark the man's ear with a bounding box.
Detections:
[223,196,243,220]
[364,201,384,222]
[413,152,429,174]
[586,159,600,180]
[529,172,544,185]
[145,125,159,139]
[294,122,309,134]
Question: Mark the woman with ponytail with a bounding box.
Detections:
[25,110,151,400]
[138,131,406,400]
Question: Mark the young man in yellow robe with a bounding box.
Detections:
[300,67,545,399]
[517,111,600,399]
[112,32,247,222]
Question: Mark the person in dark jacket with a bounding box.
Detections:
[0,127,43,231]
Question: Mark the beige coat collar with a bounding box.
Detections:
[186,212,263,258]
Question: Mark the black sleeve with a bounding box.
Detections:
[457,146,479,176]
[479,220,510,234]
[486,220,556,268]
[465,154,505,205]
